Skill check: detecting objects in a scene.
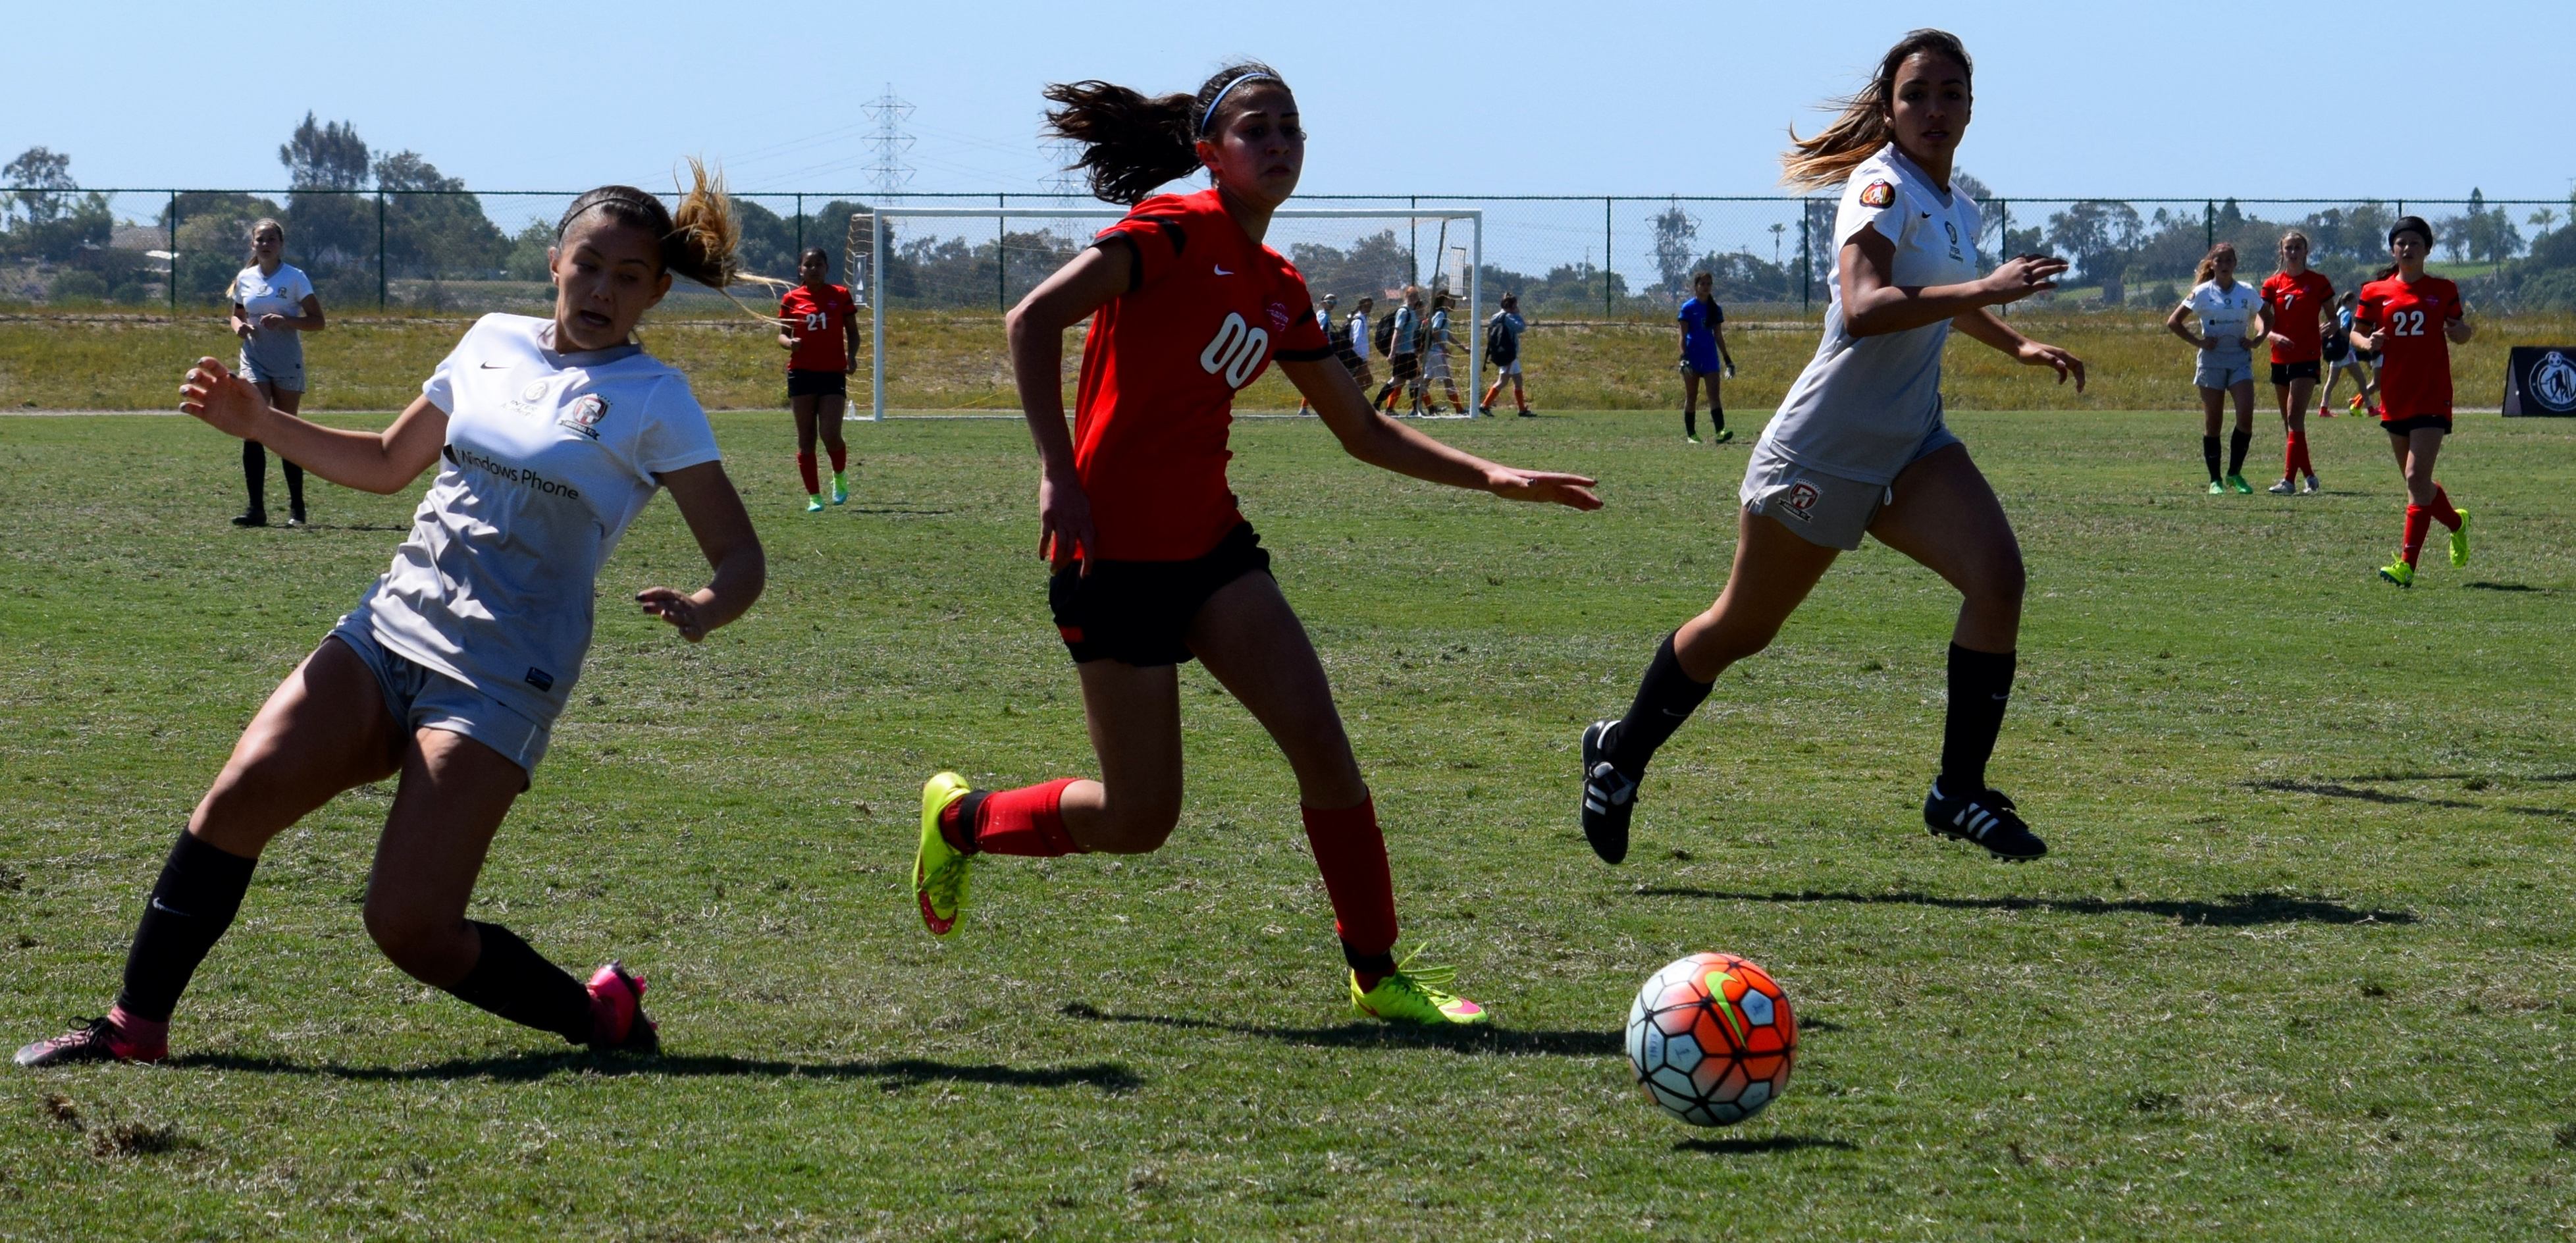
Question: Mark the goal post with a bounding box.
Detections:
[847,205,1483,420]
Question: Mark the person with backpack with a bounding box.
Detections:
[1373,285,1425,415]
[1479,294,1530,415]
[1345,295,1378,393]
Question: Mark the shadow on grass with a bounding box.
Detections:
[1673,1134,1858,1155]
[2248,778,2575,822]
[1630,888,2413,926]
[2464,581,2551,593]
[173,1051,1140,1093]
[1057,1002,1621,1057]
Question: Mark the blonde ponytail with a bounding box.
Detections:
[556,160,786,325]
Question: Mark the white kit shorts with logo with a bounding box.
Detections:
[329,601,554,779]
[1739,423,1958,551]
[2194,353,2255,390]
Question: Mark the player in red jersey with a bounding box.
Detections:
[2259,230,2334,494]
[2351,216,2472,586]
[778,248,860,512]
[906,63,1599,1026]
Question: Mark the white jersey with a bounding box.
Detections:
[361,314,722,725]
[229,263,315,357]
[2187,280,2261,357]
[1758,145,1982,485]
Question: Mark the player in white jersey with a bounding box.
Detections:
[1577,29,2083,867]
[16,167,770,1069]
[226,219,325,527]
[2164,243,2271,494]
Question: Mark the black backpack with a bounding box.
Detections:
[1485,314,1517,364]
[1373,308,1398,354]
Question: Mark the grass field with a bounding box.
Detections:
[5,406,2576,1240]
[6,307,2572,415]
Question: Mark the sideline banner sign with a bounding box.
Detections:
[2502,346,2576,415]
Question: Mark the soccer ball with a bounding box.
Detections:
[1625,952,1798,1127]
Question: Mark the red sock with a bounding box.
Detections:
[970,778,1082,857]
[2283,429,2307,479]
[826,443,847,474]
[796,452,820,495]
[2429,485,2461,530]
[1300,799,1399,986]
[2402,505,2431,567]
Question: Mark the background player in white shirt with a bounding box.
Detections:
[226,219,326,527]
[1579,29,2083,867]
[16,168,769,1069]
[2164,243,2271,493]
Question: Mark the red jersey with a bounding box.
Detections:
[1070,188,1334,561]
[2259,269,2335,364]
[779,284,856,373]
[2355,275,2463,419]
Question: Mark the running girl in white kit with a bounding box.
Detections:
[16,168,768,1068]
[1577,29,2084,866]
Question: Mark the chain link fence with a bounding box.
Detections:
[7,188,2573,319]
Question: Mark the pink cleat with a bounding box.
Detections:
[585,963,660,1055]
[15,1011,168,1069]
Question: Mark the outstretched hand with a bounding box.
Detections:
[178,356,270,439]
[636,587,712,642]
[2017,340,2086,392]
[1485,467,1602,511]
[1979,254,2068,306]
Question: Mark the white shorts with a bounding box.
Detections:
[1492,358,1521,377]
[1423,349,1451,379]
[1740,425,1960,551]
[2195,355,2254,390]
[329,604,554,777]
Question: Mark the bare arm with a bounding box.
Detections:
[1280,356,1598,509]
[1951,306,2086,392]
[1007,243,1132,569]
[2446,313,2472,345]
[2165,300,2207,349]
[179,357,444,492]
[2243,306,2271,350]
[635,462,766,643]
[1839,228,2067,338]
[1714,321,1733,368]
[844,303,863,373]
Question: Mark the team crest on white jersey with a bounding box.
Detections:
[559,394,609,438]
[1859,181,1895,208]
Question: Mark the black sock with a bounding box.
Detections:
[1709,395,1725,432]
[2201,436,2221,482]
[1939,643,2017,795]
[2228,429,2251,477]
[115,832,259,1023]
[1343,942,1397,980]
[1605,632,1715,776]
[442,922,596,1045]
[282,460,305,515]
[1684,406,1697,436]
[240,440,267,515]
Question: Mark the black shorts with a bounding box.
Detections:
[1049,521,1271,667]
[2270,361,2321,384]
[787,368,847,398]
[1388,352,1420,382]
[2382,414,2453,436]
[2355,348,2381,364]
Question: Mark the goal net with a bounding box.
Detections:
[845,206,1483,419]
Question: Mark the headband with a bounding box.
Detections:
[2389,219,2432,246]
[557,193,666,238]
[1199,72,1277,134]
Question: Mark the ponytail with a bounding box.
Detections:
[556,160,783,324]
[2194,242,2237,285]
[1044,61,1291,205]
[246,217,284,263]
[1781,29,1972,190]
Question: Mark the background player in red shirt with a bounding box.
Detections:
[777,248,860,512]
[907,63,1598,1026]
[2260,230,2334,494]
[2351,216,2473,586]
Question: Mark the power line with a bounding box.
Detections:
[864,86,916,198]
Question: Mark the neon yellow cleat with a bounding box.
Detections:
[2449,509,2470,568]
[2378,560,2415,588]
[806,494,826,513]
[1350,950,1488,1026]
[831,472,850,506]
[915,772,974,937]
[2207,479,2226,494]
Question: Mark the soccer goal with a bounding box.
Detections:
[843,205,1484,419]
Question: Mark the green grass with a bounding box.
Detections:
[8,308,2574,414]
[5,408,2576,1240]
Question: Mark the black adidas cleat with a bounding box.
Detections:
[1923,780,2047,861]
[1580,719,1639,864]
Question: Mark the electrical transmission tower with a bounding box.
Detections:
[864,86,916,198]
[1043,136,1084,200]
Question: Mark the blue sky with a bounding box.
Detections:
[9,0,2571,202]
